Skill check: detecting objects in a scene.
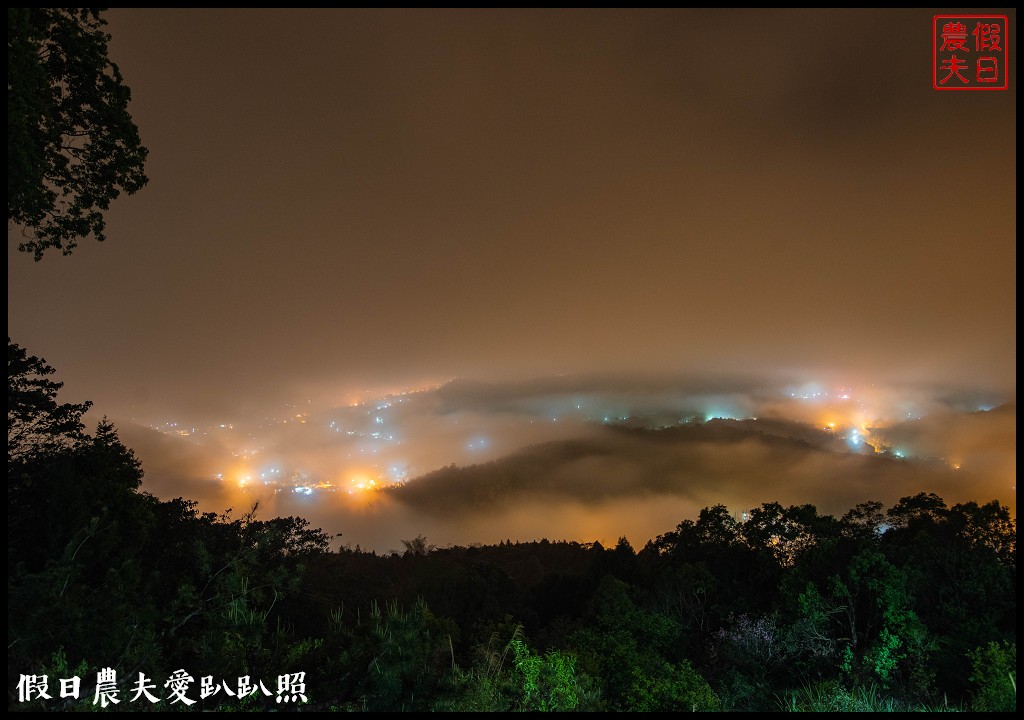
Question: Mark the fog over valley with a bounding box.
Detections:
[114,374,1015,553]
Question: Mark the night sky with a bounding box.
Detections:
[7,9,1016,550]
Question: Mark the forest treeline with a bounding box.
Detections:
[7,339,1017,712]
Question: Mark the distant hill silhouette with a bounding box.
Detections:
[384,418,913,515]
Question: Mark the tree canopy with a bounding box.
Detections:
[6,338,1015,711]
[8,8,148,260]
[7,338,91,462]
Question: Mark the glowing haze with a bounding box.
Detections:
[114,375,1014,552]
[7,10,1015,551]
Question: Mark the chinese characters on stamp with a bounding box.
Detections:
[933,15,1009,90]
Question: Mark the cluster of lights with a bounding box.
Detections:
[177,378,1005,506]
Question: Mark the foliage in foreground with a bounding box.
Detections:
[7,339,1016,711]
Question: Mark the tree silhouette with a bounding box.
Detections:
[8,8,148,259]
[402,534,435,557]
[7,338,91,462]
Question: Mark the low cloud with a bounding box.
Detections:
[114,374,1015,553]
